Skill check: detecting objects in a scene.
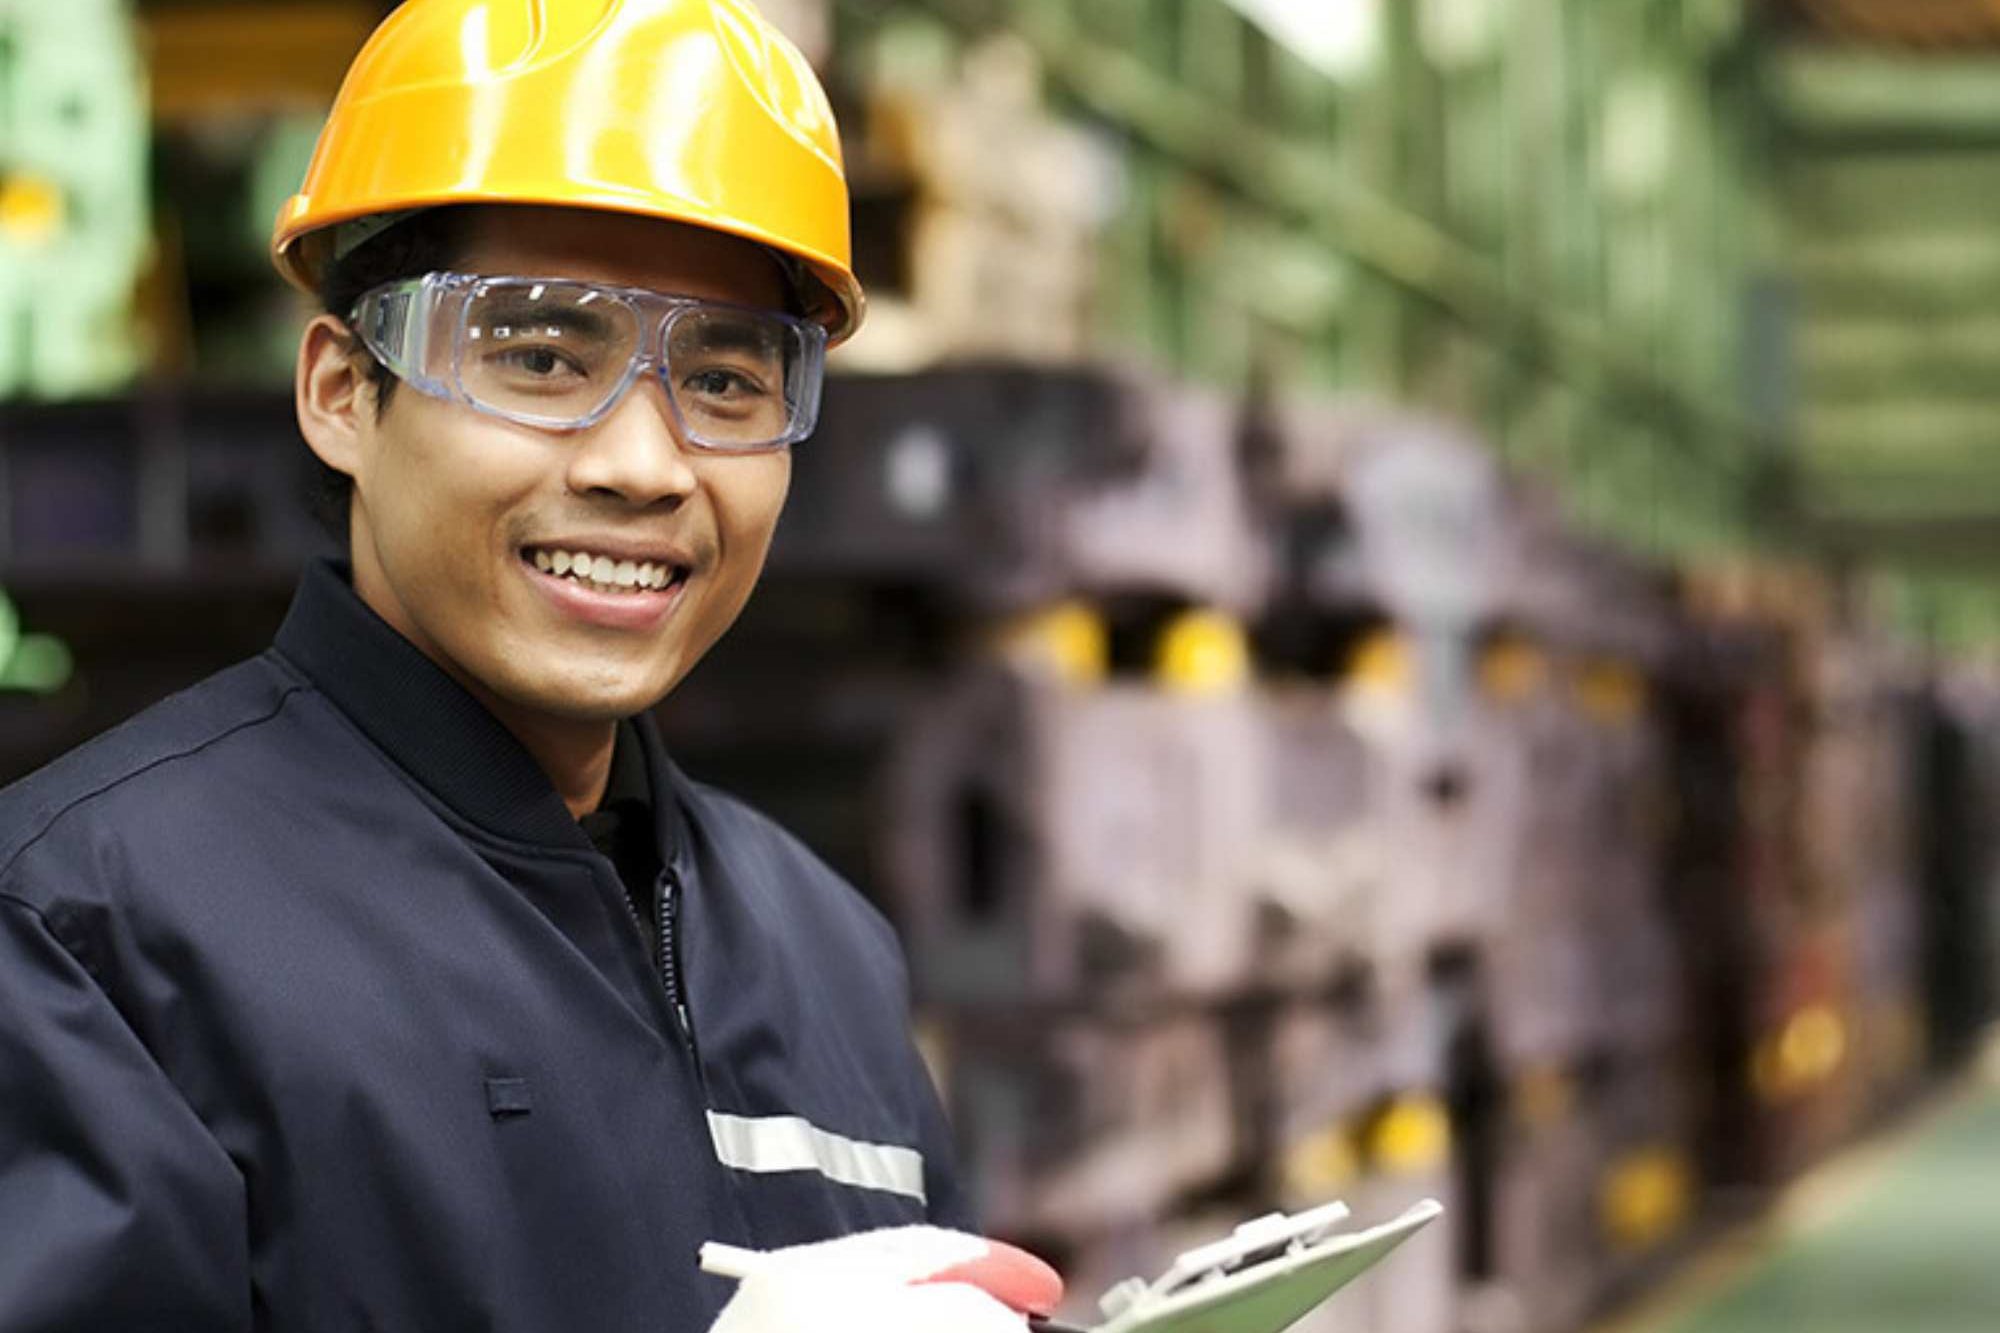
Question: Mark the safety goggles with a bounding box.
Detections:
[349,272,827,451]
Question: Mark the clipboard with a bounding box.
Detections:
[1088,1197,1444,1333]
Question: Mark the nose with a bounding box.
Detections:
[562,377,699,507]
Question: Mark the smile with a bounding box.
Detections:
[522,546,689,596]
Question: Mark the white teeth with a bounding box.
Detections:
[527,547,682,594]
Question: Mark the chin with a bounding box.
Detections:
[543,695,645,723]
[539,679,671,721]
[480,657,671,723]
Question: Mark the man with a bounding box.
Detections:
[0,2,1046,1328]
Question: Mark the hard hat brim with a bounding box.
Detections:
[273,191,865,345]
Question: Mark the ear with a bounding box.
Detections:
[296,314,372,483]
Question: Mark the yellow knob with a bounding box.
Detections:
[1600,1147,1693,1251]
[1368,1094,1452,1176]
[1480,635,1548,705]
[993,601,1108,686]
[0,176,67,248]
[1344,628,1414,697]
[1280,1123,1360,1199]
[1576,660,1648,725]
[1156,609,1251,695]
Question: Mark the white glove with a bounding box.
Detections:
[705,1226,1065,1333]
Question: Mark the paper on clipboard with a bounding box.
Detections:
[1088,1198,1444,1333]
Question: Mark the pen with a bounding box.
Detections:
[1028,1317,1094,1333]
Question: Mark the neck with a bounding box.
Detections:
[347,560,615,819]
[415,656,616,817]
[465,688,617,819]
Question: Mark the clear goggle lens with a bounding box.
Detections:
[353,274,825,451]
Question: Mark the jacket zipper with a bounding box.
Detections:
[656,866,695,1047]
[610,865,695,1053]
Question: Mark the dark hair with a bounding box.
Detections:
[305,208,471,538]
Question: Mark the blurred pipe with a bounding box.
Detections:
[1772,49,2000,144]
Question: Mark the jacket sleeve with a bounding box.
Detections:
[916,1071,977,1231]
[0,893,251,1331]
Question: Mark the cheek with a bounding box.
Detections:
[370,464,480,583]
[744,456,788,540]
[369,417,543,557]
[714,458,791,562]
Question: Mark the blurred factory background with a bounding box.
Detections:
[6,1,2000,1331]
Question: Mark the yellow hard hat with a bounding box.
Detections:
[270,0,864,343]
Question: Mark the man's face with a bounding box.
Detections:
[311,206,794,723]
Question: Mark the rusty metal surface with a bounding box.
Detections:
[1777,0,2000,47]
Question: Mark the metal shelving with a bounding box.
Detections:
[1765,6,2000,644]
[831,0,1777,560]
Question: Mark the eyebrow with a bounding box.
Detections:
[676,315,787,357]
[472,299,622,341]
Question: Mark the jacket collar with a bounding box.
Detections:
[272,558,686,856]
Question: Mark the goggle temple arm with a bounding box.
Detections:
[350,274,455,401]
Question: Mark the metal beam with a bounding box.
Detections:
[1783,153,2000,234]
[1798,314,2000,373]
[1799,513,2000,574]
[1771,49,2000,145]
[1796,468,2000,520]
[1808,378,2000,416]
[1791,232,2000,293]
[1801,458,2000,495]
[1800,353,2000,403]
[1795,271,2000,322]
[1799,401,2000,458]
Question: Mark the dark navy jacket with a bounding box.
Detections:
[0,560,968,1332]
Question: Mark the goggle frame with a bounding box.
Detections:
[349,271,828,452]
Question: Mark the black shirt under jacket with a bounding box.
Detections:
[580,719,664,959]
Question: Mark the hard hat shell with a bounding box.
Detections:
[271,0,864,343]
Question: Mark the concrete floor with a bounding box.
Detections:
[1607,1051,2000,1333]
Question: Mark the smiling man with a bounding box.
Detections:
[0,4,1031,1331]
[300,206,801,816]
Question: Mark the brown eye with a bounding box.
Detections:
[505,348,572,377]
[682,367,763,398]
